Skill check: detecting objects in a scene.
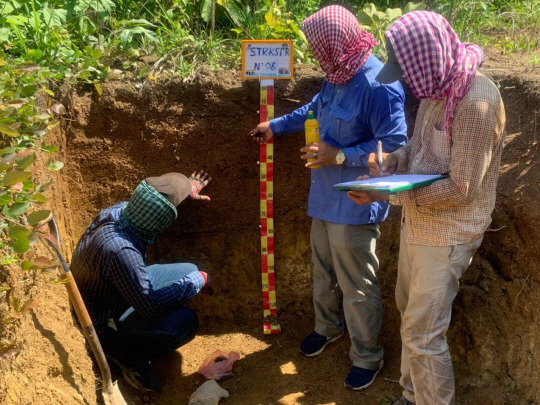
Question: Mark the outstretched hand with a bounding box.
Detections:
[189,171,211,201]
[249,121,274,144]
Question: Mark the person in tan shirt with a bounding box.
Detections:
[347,11,506,405]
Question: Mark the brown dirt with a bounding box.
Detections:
[0,50,538,405]
[0,262,98,404]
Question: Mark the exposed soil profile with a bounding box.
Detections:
[0,51,538,405]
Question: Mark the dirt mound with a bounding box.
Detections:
[0,58,538,404]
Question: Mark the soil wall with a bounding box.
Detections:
[1,64,537,404]
[55,66,538,402]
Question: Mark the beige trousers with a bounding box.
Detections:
[397,223,483,405]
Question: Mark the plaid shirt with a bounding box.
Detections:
[390,72,506,246]
[70,202,204,333]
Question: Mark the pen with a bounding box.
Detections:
[377,140,383,177]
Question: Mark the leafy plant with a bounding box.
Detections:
[110,19,159,53]
[0,56,62,271]
[0,0,109,81]
[357,2,426,58]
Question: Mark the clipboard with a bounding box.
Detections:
[334,174,448,193]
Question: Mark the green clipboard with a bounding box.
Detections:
[335,174,448,194]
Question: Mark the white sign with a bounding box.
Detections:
[242,40,294,80]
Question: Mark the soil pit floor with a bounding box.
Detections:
[120,314,527,405]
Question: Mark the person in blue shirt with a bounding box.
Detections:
[250,5,407,390]
[70,171,213,393]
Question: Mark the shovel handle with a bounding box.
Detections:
[40,217,114,393]
[60,273,92,328]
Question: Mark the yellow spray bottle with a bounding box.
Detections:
[304,110,320,169]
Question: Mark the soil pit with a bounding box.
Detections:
[2,58,538,405]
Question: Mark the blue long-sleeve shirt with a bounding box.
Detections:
[70,202,204,333]
[270,55,407,225]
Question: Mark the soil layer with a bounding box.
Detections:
[1,52,538,404]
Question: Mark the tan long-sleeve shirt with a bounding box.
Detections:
[390,72,506,246]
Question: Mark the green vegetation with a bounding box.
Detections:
[0,0,539,280]
[0,0,538,85]
[357,2,426,56]
[428,0,540,54]
[0,61,62,268]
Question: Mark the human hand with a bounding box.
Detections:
[198,271,214,295]
[367,153,397,177]
[301,140,338,168]
[189,171,211,201]
[249,121,274,144]
[347,175,389,205]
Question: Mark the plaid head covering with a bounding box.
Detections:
[302,5,376,84]
[119,180,177,245]
[385,11,484,136]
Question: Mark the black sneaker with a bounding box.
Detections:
[344,360,383,390]
[300,330,344,357]
[124,360,162,393]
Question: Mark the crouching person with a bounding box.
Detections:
[70,171,213,393]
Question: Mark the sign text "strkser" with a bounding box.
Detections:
[249,46,290,57]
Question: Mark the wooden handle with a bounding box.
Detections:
[41,218,116,397]
[60,273,93,328]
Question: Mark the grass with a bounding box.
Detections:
[428,0,540,54]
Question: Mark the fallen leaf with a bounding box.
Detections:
[16,149,34,158]
[21,299,40,315]
[49,103,66,115]
[15,63,40,72]
[0,347,20,360]
[7,99,25,108]
[33,256,53,268]
[10,182,23,192]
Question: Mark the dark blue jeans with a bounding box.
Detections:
[101,263,199,362]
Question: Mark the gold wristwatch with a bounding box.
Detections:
[336,149,345,165]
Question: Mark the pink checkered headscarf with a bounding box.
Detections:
[302,5,376,84]
[386,11,484,135]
